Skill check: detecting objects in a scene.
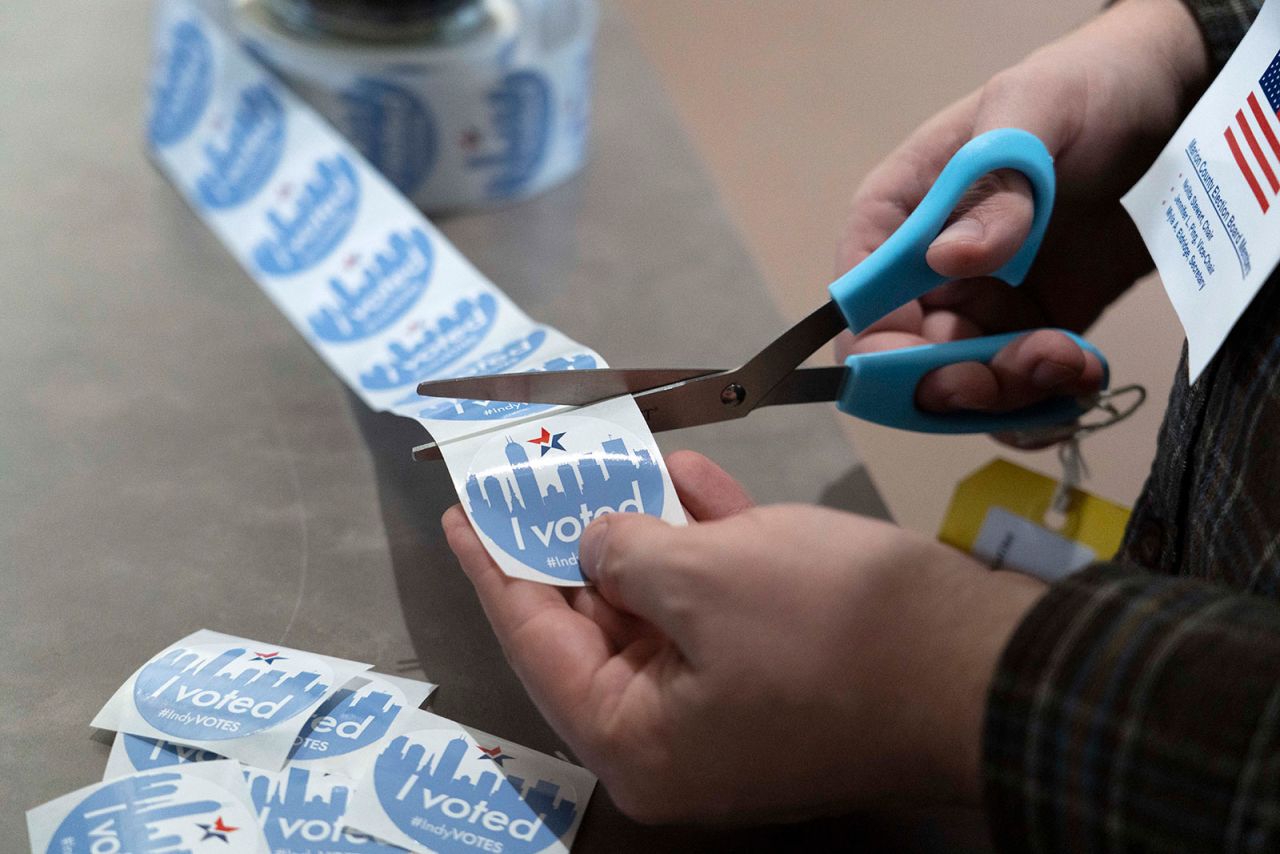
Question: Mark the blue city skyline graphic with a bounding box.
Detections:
[466,428,664,581]
[47,771,231,854]
[124,734,223,772]
[373,735,577,854]
[134,646,330,741]
[308,228,434,343]
[415,351,596,422]
[358,293,499,391]
[249,768,399,853]
[468,71,551,199]
[196,82,285,210]
[288,685,403,761]
[342,78,438,197]
[253,154,360,277]
[148,20,212,148]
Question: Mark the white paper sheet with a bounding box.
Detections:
[1123,0,1280,379]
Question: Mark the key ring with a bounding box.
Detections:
[999,384,1147,450]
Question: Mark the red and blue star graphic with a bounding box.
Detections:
[250,651,285,665]
[527,427,566,457]
[477,745,513,767]
[196,816,238,843]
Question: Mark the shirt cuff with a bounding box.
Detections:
[1179,0,1264,69]
[983,563,1280,852]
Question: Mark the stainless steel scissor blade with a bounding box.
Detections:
[409,364,847,462]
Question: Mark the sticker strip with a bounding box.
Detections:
[91,629,372,771]
[148,0,683,586]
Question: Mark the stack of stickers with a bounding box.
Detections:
[26,630,596,853]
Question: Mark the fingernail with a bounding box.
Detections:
[579,515,611,580]
[1031,360,1076,389]
[930,217,984,248]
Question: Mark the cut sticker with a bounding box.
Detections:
[104,672,434,780]
[196,82,287,210]
[459,413,669,583]
[286,672,437,777]
[27,761,267,854]
[342,710,596,854]
[92,629,370,770]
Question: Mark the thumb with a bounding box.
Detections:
[926,62,1080,282]
[925,169,1034,281]
[579,513,703,646]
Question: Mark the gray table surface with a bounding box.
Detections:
[1,1,997,849]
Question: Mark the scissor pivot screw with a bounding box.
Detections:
[720,383,747,406]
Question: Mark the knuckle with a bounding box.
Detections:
[978,67,1022,110]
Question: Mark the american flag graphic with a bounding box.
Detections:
[1225,50,1280,213]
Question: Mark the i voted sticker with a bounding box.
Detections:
[287,672,436,777]
[148,18,213,148]
[92,630,370,770]
[307,227,435,343]
[341,711,595,854]
[341,78,439,198]
[28,761,267,854]
[253,154,361,277]
[132,644,333,741]
[358,294,500,391]
[196,82,286,210]
[112,732,225,775]
[104,671,436,781]
[468,71,552,199]
[462,414,665,583]
[248,767,401,854]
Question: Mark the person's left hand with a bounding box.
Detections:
[443,451,1046,823]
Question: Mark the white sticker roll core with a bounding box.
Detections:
[233,0,596,212]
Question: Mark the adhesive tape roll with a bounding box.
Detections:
[232,0,597,212]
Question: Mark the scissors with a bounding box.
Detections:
[412,128,1111,463]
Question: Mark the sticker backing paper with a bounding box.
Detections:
[104,671,436,780]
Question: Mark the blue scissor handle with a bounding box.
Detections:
[826,128,1109,434]
[828,128,1056,330]
[837,330,1109,434]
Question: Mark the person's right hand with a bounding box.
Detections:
[837,0,1211,418]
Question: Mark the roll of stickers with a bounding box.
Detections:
[233,0,596,212]
[147,0,683,587]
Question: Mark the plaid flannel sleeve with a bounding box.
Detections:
[983,564,1280,852]
[1181,0,1265,68]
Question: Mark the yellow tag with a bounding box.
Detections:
[939,458,1130,582]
